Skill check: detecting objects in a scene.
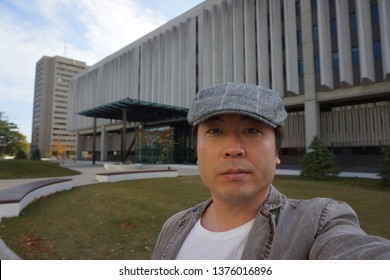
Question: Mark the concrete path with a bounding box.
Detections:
[0,160,380,259]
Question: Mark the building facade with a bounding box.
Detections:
[31,56,87,157]
[68,0,390,170]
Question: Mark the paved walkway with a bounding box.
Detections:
[0,160,380,259]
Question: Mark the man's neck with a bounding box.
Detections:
[201,199,262,232]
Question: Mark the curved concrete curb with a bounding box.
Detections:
[0,239,20,260]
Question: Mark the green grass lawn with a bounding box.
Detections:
[0,160,80,179]
[0,175,388,260]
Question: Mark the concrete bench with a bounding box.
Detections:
[0,178,73,221]
[96,169,178,182]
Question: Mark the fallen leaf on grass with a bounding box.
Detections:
[21,235,53,253]
[119,220,136,229]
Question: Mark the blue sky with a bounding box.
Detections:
[0,0,204,142]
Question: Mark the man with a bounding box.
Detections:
[152,82,390,260]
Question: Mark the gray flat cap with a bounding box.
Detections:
[187,82,288,127]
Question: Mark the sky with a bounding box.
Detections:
[0,0,205,142]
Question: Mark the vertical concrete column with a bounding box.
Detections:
[212,5,223,84]
[178,22,187,106]
[140,42,147,100]
[356,0,375,84]
[130,47,140,99]
[92,116,97,165]
[100,125,108,162]
[121,109,126,163]
[201,9,213,87]
[232,0,245,82]
[284,0,299,95]
[244,0,257,84]
[110,59,117,101]
[76,130,82,160]
[117,55,124,99]
[301,0,321,148]
[269,0,284,95]
[145,40,153,101]
[378,0,390,80]
[123,52,130,98]
[158,33,166,103]
[187,17,197,106]
[152,36,159,103]
[197,12,205,89]
[317,0,333,90]
[304,100,321,146]
[96,64,104,105]
[335,0,353,87]
[222,0,233,83]
[164,30,172,104]
[171,27,180,104]
[256,0,270,88]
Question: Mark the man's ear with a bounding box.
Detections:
[275,154,281,166]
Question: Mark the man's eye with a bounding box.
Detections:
[244,128,261,134]
[206,128,222,135]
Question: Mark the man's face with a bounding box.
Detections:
[196,114,280,206]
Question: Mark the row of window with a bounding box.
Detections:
[296,2,382,76]
[307,41,382,75]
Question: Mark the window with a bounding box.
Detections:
[332,52,339,69]
[297,30,302,45]
[313,25,318,41]
[314,56,320,73]
[296,1,301,16]
[352,47,359,65]
[330,19,337,36]
[350,12,357,30]
[371,4,379,24]
[311,0,317,10]
[374,41,382,60]
[298,60,304,76]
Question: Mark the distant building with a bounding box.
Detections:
[31,56,87,157]
[68,0,390,171]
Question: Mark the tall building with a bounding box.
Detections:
[68,0,390,171]
[31,56,87,157]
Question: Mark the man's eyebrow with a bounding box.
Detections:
[205,115,260,123]
[204,116,223,123]
[240,115,258,122]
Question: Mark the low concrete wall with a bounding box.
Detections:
[0,179,73,221]
[96,170,178,183]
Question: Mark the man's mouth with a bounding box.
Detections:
[220,168,250,180]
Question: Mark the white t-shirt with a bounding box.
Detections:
[175,218,255,260]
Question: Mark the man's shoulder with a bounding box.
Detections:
[269,185,339,212]
[163,199,212,228]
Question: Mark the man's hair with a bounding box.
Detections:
[191,124,284,157]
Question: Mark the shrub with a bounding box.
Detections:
[379,146,390,186]
[31,149,41,160]
[301,135,339,178]
[15,150,27,159]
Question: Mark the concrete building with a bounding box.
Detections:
[31,56,87,157]
[68,0,390,171]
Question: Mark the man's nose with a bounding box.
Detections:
[223,133,245,158]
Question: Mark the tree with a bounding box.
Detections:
[0,112,29,157]
[301,135,340,178]
[379,146,390,187]
[155,127,176,168]
[50,141,67,158]
[5,131,29,156]
[138,127,176,166]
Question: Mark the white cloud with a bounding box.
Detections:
[62,0,167,64]
[0,0,203,142]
